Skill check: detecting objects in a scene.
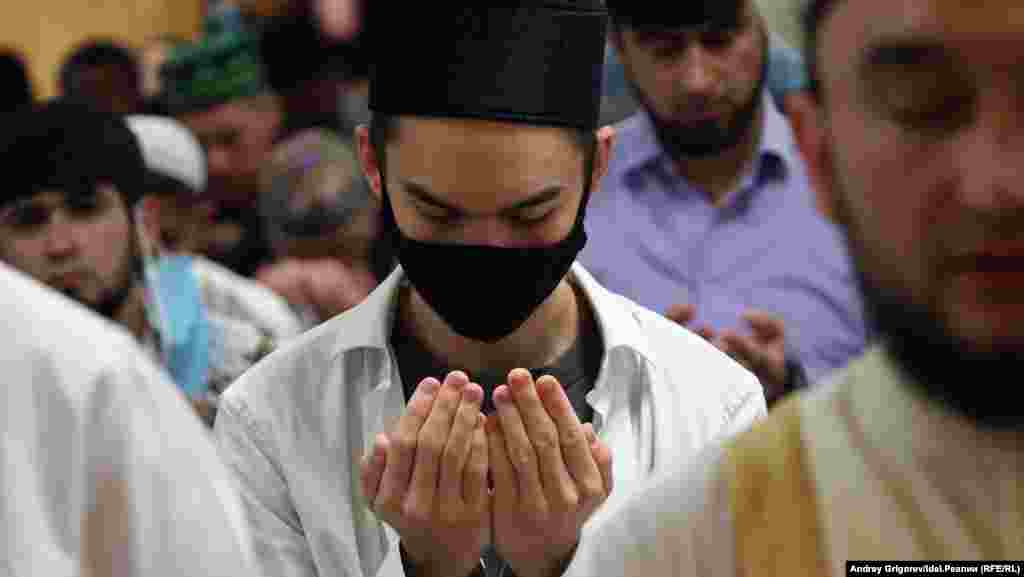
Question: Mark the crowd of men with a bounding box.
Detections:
[1,0,1021,575]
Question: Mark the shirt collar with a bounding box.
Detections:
[331,263,659,397]
[621,90,796,187]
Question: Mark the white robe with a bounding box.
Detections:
[214,263,766,577]
[564,346,1024,576]
[0,263,256,577]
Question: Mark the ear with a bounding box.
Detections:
[789,93,838,223]
[590,125,617,194]
[355,124,383,202]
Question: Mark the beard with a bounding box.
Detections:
[73,234,141,321]
[627,41,768,160]
[831,169,1024,432]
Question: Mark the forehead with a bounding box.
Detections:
[823,1,1024,68]
[389,117,582,198]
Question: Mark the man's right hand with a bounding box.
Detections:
[256,258,376,320]
[360,372,489,577]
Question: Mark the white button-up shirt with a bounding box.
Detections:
[215,263,766,577]
[0,263,254,577]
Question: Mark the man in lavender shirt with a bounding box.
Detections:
[581,0,868,405]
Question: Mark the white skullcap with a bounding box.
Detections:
[125,115,206,194]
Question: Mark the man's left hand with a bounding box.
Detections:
[714,310,788,405]
[488,369,613,577]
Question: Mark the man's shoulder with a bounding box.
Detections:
[0,265,181,419]
[218,300,386,426]
[191,255,303,338]
[1,266,150,382]
[583,275,763,414]
[621,293,758,384]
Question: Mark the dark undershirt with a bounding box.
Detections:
[389,286,604,577]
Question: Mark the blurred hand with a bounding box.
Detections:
[488,370,613,577]
[316,0,361,40]
[255,258,376,320]
[360,372,489,577]
[666,306,789,405]
[714,311,788,405]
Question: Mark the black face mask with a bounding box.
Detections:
[380,181,591,343]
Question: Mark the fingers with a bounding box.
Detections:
[486,414,518,510]
[719,332,768,374]
[665,303,696,326]
[743,310,785,341]
[377,377,440,514]
[438,382,484,520]
[405,372,468,521]
[493,382,549,517]
[536,375,602,505]
[584,424,613,499]
[463,417,489,515]
[507,370,577,511]
[360,434,388,508]
[696,325,716,342]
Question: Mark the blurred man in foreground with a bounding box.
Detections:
[563,0,1024,574]
[0,262,253,576]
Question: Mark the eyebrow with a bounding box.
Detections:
[400,180,564,216]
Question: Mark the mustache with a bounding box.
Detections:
[935,214,1024,272]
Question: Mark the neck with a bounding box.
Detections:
[673,103,764,206]
[113,285,150,342]
[398,279,583,376]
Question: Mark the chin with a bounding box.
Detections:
[863,277,1024,431]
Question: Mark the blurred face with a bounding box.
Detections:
[614,2,767,158]
[808,0,1024,424]
[73,65,143,116]
[374,117,589,249]
[0,185,136,314]
[180,99,280,211]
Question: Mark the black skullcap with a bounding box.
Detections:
[606,0,744,31]
[0,98,146,210]
[368,2,608,130]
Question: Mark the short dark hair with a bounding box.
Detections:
[1,98,146,211]
[0,49,33,112]
[368,114,597,183]
[802,0,842,97]
[59,39,139,95]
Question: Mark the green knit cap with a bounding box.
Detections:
[160,10,266,114]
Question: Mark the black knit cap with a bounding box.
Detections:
[0,98,146,209]
[605,0,744,31]
[367,2,608,130]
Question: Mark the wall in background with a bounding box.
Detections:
[1,0,204,99]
